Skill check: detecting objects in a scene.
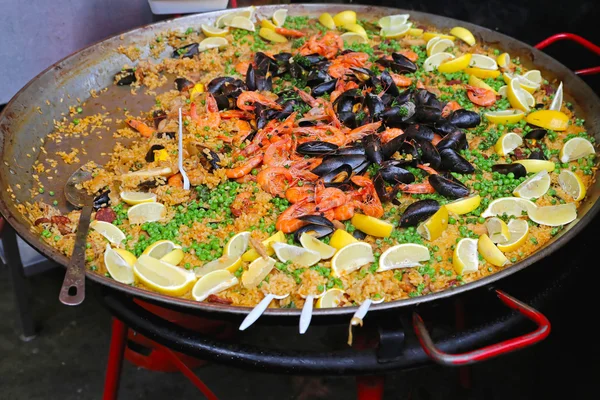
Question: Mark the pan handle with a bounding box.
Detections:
[534,33,600,76]
[413,289,550,366]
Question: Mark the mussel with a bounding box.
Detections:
[198,147,221,171]
[414,89,441,109]
[528,150,547,160]
[399,200,440,227]
[448,110,481,128]
[524,129,547,140]
[436,130,468,152]
[352,230,367,240]
[405,124,435,142]
[363,134,384,165]
[376,53,417,73]
[365,93,384,122]
[311,155,367,176]
[307,69,332,87]
[334,146,366,157]
[492,163,527,178]
[382,103,416,127]
[145,144,165,162]
[207,77,235,93]
[156,132,176,140]
[293,224,334,243]
[115,68,136,86]
[175,77,194,92]
[382,134,406,159]
[93,191,111,210]
[152,110,167,128]
[254,52,278,75]
[415,139,441,170]
[429,174,469,199]
[379,70,400,97]
[415,105,442,123]
[439,148,475,174]
[321,165,353,184]
[311,79,337,97]
[172,43,199,58]
[297,215,334,227]
[296,141,339,156]
[433,121,461,137]
[379,164,415,184]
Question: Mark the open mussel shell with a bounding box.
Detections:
[365,94,385,122]
[153,110,167,128]
[379,70,400,97]
[492,163,527,178]
[382,102,416,127]
[382,134,406,159]
[306,69,331,86]
[379,164,415,184]
[439,148,475,174]
[415,139,441,170]
[311,155,367,176]
[207,76,235,93]
[429,174,469,199]
[524,128,547,140]
[172,43,199,58]
[93,191,111,210]
[399,200,440,227]
[322,165,353,184]
[297,215,334,228]
[199,148,221,171]
[406,124,435,142]
[293,224,334,243]
[254,52,278,75]
[145,144,165,162]
[115,68,136,86]
[296,141,339,156]
[363,134,384,165]
[311,79,337,97]
[414,89,440,109]
[528,149,547,160]
[448,110,481,128]
[436,130,467,152]
[175,77,194,92]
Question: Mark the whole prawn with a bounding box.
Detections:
[275,199,318,233]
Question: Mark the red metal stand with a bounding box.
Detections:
[534,33,600,76]
[103,318,127,400]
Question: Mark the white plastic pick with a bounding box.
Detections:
[178,108,190,190]
[351,297,385,326]
[239,293,289,331]
[299,289,327,335]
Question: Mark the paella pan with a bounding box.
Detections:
[0,4,599,318]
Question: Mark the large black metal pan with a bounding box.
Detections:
[1,4,599,320]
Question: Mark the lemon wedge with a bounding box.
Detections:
[496,219,529,252]
[378,244,430,272]
[528,203,577,227]
[560,137,595,163]
[427,38,454,56]
[445,194,481,215]
[114,248,137,266]
[192,270,238,302]
[344,23,368,38]
[350,214,394,237]
[469,54,498,70]
[134,254,196,296]
[331,242,374,277]
[497,52,510,68]
[341,32,368,45]
[316,288,345,308]
[319,13,336,30]
[329,229,358,250]
[194,256,242,277]
[272,9,287,27]
[526,110,569,131]
[300,232,336,260]
[423,52,455,72]
[272,242,321,267]
[513,170,551,199]
[438,53,472,73]
[426,36,441,52]
[423,32,455,43]
[104,244,135,284]
[408,28,424,36]
[468,74,497,94]
[224,232,250,258]
[464,67,501,79]
[549,82,563,112]
[523,70,543,85]
[498,85,507,97]
[450,26,476,46]
[143,240,182,259]
[260,18,277,30]
[215,6,255,28]
[198,37,228,52]
[160,249,184,266]
[120,191,157,205]
[485,217,510,243]
[558,169,586,201]
[507,77,531,112]
[484,109,525,125]
[127,202,165,224]
[417,206,448,241]
[513,159,556,173]
[494,132,523,156]
[226,16,255,32]
[478,234,509,267]
[258,27,288,43]
[378,14,410,29]
[380,23,412,39]
[453,238,479,274]
[201,24,229,38]
[242,256,276,288]
[333,10,357,27]
[481,197,536,218]
[90,220,126,245]
[241,231,286,262]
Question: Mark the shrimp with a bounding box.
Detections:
[220,110,254,120]
[416,164,439,175]
[380,128,404,144]
[350,176,384,218]
[167,173,183,187]
[231,120,253,146]
[275,200,318,233]
[389,73,413,87]
[294,126,347,147]
[327,52,370,79]
[466,85,497,107]
[126,119,155,138]
[264,137,292,167]
[398,50,419,62]
[331,80,359,103]
[345,122,382,144]
[442,100,462,118]
[286,185,315,203]
[225,154,263,179]
[395,182,435,194]
[299,31,343,59]
[314,181,346,212]
[275,27,305,38]
[237,91,282,112]
[333,203,355,221]
[190,93,220,128]
[294,87,319,108]
[257,166,293,197]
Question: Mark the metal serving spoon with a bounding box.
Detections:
[59,167,94,306]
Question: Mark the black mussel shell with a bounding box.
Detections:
[338,111,357,129]
[294,224,334,243]
[524,128,547,140]
[439,148,475,174]
[382,103,416,127]
[448,109,481,128]
[414,90,438,108]
[379,165,415,184]
[373,172,389,201]
[528,150,547,160]
[207,77,235,93]
[382,134,407,159]
[406,124,435,142]
[157,132,176,140]
[379,70,400,97]
[297,215,334,227]
[436,130,468,152]
[213,94,233,110]
[198,148,221,171]
[352,230,367,240]
[322,165,353,184]
[152,110,167,128]
[354,159,371,175]
[246,64,257,91]
[296,141,339,156]
[433,121,461,137]
[254,52,278,74]
[306,69,331,86]
[333,89,364,113]
[138,180,160,190]
[400,199,440,227]
[363,134,384,165]
[175,77,194,92]
[289,62,305,79]
[115,68,136,86]
[274,52,292,63]
[429,174,469,199]
[311,79,337,97]
[390,52,418,73]
[312,155,367,176]
[380,93,394,107]
[145,144,165,163]
[256,76,273,92]
[172,43,199,58]
[397,89,414,104]
[365,93,384,122]
[296,53,326,67]
[334,146,366,156]
[492,163,527,178]
[349,67,373,83]
[415,105,442,123]
[93,191,111,210]
[415,139,441,170]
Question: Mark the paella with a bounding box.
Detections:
[20,8,596,309]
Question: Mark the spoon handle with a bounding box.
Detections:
[59,204,93,305]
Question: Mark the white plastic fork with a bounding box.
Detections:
[178,108,190,190]
[351,297,385,327]
[299,289,327,335]
[239,293,289,331]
